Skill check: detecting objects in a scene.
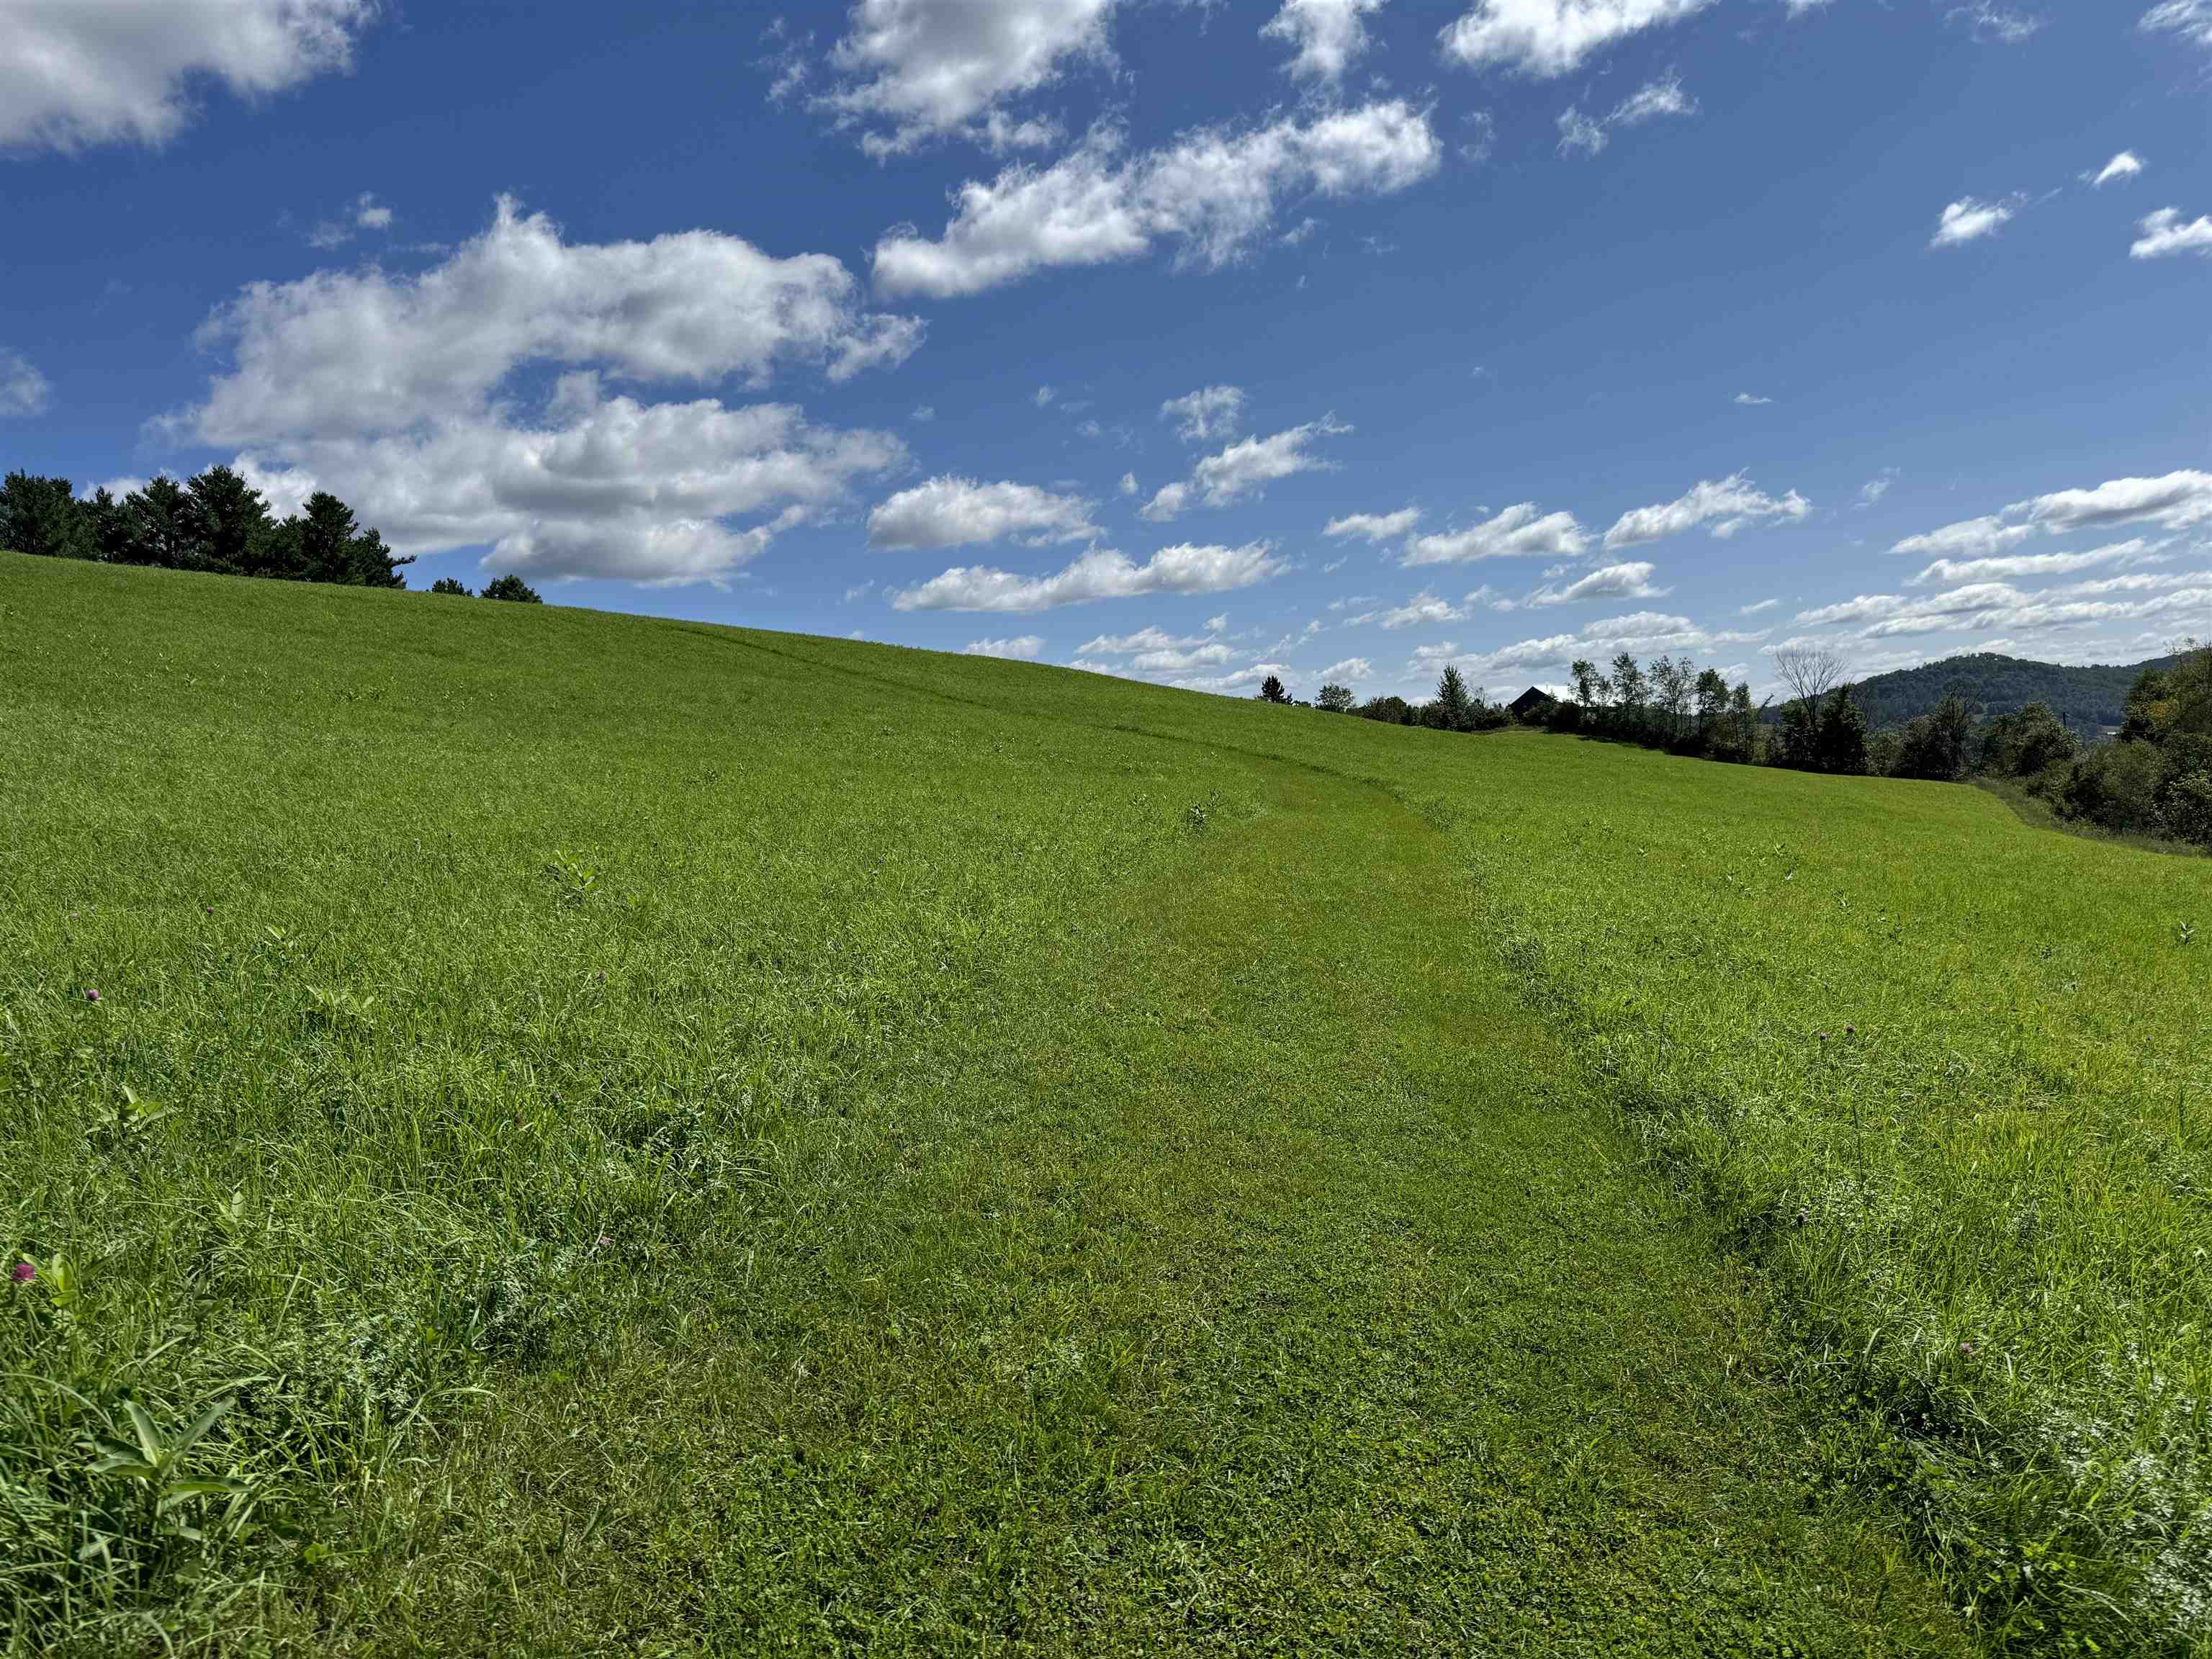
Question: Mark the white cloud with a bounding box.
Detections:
[868,477,1098,551]
[1033,384,1056,407]
[1932,196,2015,247]
[189,196,920,444]
[1263,0,1387,83]
[2024,470,2212,534]
[1557,106,1608,156]
[1526,560,1668,605]
[1859,469,1898,505]
[2092,151,2144,188]
[1143,416,1349,520]
[1907,539,2158,587]
[2143,1,2212,48]
[1948,3,2043,44]
[2131,207,2212,259]
[1604,473,1810,549]
[1325,506,1422,541]
[890,541,1284,611]
[1449,608,1763,684]
[309,191,395,248]
[1439,0,1717,78]
[1365,590,1466,629]
[1734,391,1773,406]
[963,635,1046,658]
[0,0,374,151]
[1319,656,1375,681]
[871,100,1440,297]
[817,0,1117,157]
[912,404,936,422]
[1139,482,1191,522]
[1,349,51,416]
[1555,76,1695,156]
[1612,73,1695,125]
[1079,624,1219,653]
[1740,597,1780,614]
[1161,385,1246,444]
[1797,579,2212,642]
[1192,417,1349,505]
[1889,515,2037,560]
[1116,471,1139,497]
[1406,501,1588,564]
[175,199,917,585]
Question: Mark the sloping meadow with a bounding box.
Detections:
[1407,735,2211,1650]
[0,558,1258,1650]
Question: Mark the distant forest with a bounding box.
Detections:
[1793,651,2186,740]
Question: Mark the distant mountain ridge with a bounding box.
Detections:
[1837,651,2185,739]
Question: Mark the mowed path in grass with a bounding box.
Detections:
[2,559,1965,1655]
[326,653,1964,1653]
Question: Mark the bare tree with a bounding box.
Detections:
[1771,644,1846,714]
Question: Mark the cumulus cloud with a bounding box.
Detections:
[1604,473,1810,549]
[890,541,1284,611]
[867,477,1097,551]
[2092,151,2144,188]
[1,349,51,417]
[1525,560,1668,605]
[189,196,920,444]
[1893,473,2212,566]
[2131,207,2212,258]
[174,198,917,584]
[1263,0,1387,83]
[1932,196,2016,247]
[1451,608,1766,683]
[2023,470,2212,534]
[1161,385,1246,444]
[0,0,374,151]
[1320,655,1375,681]
[1797,579,2212,641]
[963,635,1046,658]
[1362,590,1467,629]
[1907,539,2159,587]
[816,0,1118,157]
[1889,515,2037,561]
[1079,622,1224,654]
[1439,0,1717,78]
[871,100,1440,297]
[1143,416,1349,520]
[1139,481,1192,522]
[1325,505,1422,541]
[1406,501,1588,564]
[1074,624,1242,673]
[1193,417,1348,503]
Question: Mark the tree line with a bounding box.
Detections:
[1,468,541,601]
[1269,637,2212,850]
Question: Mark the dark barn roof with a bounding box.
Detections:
[1509,685,1556,718]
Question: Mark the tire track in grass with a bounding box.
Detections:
[343,736,1968,1655]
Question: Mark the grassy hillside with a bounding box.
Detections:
[1,554,2206,1655]
[1838,651,2185,739]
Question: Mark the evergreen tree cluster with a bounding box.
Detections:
[1,467,411,588]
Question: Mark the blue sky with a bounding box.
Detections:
[4,0,2211,701]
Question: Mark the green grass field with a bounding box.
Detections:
[3,552,2206,1656]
